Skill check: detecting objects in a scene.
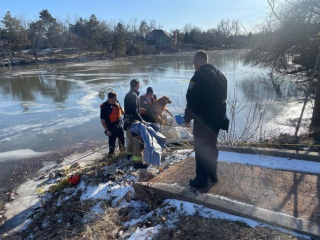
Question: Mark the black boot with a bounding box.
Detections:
[209,175,218,184]
[189,178,208,189]
[133,162,148,169]
[107,152,114,158]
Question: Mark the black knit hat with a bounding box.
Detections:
[147,87,153,94]
[130,79,140,88]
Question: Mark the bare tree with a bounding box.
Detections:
[219,77,274,144]
[149,19,157,31]
[183,23,193,34]
[232,20,241,36]
[139,20,150,37]
[217,19,232,48]
[128,18,139,37]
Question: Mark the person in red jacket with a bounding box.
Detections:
[100,91,125,156]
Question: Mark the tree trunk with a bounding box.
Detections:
[32,40,38,61]
[35,49,38,61]
[50,43,53,59]
[295,44,320,136]
[310,62,320,134]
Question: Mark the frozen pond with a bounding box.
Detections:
[0,50,308,156]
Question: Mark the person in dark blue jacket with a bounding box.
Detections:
[185,50,227,188]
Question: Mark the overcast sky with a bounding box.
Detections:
[0,0,270,32]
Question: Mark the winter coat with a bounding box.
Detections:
[185,64,227,133]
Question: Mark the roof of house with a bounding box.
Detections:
[145,29,172,41]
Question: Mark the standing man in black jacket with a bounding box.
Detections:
[185,50,227,188]
[124,79,148,169]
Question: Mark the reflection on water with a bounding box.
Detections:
[0,75,74,104]
[241,74,301,101]
[0,50,307,153]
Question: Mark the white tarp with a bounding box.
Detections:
[160,115,194,143]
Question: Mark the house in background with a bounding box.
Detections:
[145,29,176,47]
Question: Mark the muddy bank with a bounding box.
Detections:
[0,54,111,68]
[0,48,187,69]
[0,143,110,231]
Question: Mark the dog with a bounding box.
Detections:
[152,96,173,125]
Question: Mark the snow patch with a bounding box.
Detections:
[80,181,134,207]
[127,225,161,240]
[189,150,320,174]
[90,201,104,215]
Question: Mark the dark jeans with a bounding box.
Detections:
[193,123,219,184]
[108,124,125,155]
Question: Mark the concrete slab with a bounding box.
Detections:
[134,182,320,239]
[151,157,320,224]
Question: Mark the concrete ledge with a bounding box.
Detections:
[134,182,320,239]
[218,145,320,162]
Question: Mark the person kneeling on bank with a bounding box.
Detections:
[100,91,125,156]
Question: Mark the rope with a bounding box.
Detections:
[66,144,110,166]
[66,135,128,166]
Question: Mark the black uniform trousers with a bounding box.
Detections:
[108,123,125,155]
[193,122,219,184]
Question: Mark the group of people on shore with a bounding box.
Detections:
[100,82,158,168]
[100,50,228,188]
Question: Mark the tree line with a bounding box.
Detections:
[0,10,252,60]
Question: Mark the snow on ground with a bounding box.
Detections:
[162,149,193,166]
[90,201,104,215]
[127,225,162,240]
[3,178,41,233]
[80,181,134,207]
[1,148,107,234]
[72,148,312,239]
[189,150,320,175]
[124,199,310,240]
[2,147,316,239]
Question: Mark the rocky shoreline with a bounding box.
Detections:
[0,143,110,232]
[0,145,192,238]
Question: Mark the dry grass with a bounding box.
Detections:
[71,207,121,240]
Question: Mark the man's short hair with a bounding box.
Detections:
[194,50,208,63]
[130,79,140,88]
[107,91,117,99]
